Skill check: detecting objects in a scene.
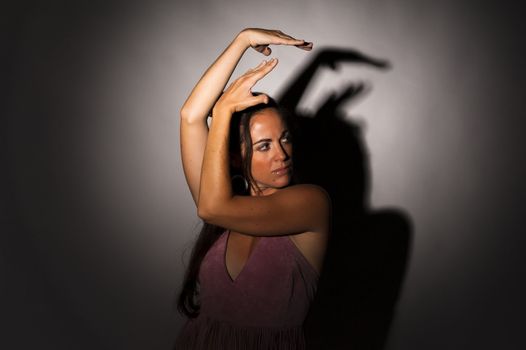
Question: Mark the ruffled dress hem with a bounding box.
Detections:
[175,313,306,350]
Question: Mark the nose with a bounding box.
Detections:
[275,142,290,161]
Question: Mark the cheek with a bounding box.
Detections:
[251,153,271,174]
[286,144,293,157]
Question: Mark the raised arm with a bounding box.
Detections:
[180,31,248,205]
[198,59,330,237]
[180,29,311,205]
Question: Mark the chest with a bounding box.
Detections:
[225,231,261,282]
[199,231,298,291]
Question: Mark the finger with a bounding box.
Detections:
[236,94,269,111]
[274,32,306,45]
[255,60,267,68]
[237,60,276,89]
[248,59,270,72]
[253,31,304,48]
[255,45,272,56]
[249,58,278,82]
[243,58,276,75]
[244,60,267,75]
[275,30,301,42]
[276,36,305,46]
[254,44,267,53]
[263,31,304,46]
[296,41,313,50]
[252,57,278,73]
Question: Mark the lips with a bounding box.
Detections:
[272,165,291,176]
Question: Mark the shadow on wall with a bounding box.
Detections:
[276,48,413,350]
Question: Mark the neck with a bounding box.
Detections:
[250,186,278,197]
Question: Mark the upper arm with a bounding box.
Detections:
[180,114,209,206]
[198,184,331,236]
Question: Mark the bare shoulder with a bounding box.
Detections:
[283,184,331,274]
[289,231,329,274]
[277,184,332,207]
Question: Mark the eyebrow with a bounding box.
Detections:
[252,130,289,145]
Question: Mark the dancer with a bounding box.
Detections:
[176,28,330,349]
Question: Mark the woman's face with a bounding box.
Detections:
[244,108,293,196]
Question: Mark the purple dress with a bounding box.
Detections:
[175,230,319,349]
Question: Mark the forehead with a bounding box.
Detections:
[249,108,286,137]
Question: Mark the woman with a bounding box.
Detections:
[176,28,331,349]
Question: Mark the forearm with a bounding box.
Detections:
[180,30,250,204]
[181,31,250,122]
[180,118,208,204]
[197,108,233,217]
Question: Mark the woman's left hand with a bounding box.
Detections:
[239,28,313,56]
[213,58,278,115]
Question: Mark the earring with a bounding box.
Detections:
[231,174,249,193]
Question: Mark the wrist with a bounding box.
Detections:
[212,105,234,118]
[234,29,251,50]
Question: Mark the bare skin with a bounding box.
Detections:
[227,108,323,280]
[245,108,293,195]
[180,28,328,279]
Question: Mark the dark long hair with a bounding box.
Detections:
[176,95,295,318]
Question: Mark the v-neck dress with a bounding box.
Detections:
[174,230,319,349]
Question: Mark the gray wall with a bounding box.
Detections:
[3,0,525,349]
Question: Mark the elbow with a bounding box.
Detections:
[197,201,226,226]
[180,106,192,121]
[197,205,210,221]
[197,202,217,223]
[180,106,204,124]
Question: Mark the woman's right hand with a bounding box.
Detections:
[214,58,278,115]
[239,28,313,56]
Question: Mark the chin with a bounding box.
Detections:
[275,177,292,188]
